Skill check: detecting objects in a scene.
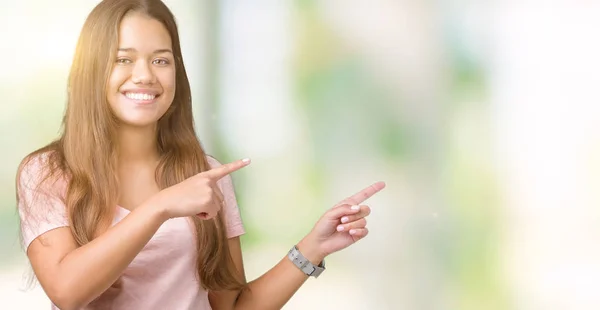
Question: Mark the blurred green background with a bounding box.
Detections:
[2,1,600,309]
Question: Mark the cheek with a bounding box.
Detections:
[107,68,128,95]
[158,70,176,100]
[161,70,176,92]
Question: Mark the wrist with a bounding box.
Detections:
[296,235,326,266]
[144,193,170,223]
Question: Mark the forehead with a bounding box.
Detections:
[118,11,172,50]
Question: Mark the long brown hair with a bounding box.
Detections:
[17,0,242,291]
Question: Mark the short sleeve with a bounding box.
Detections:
[206,156,245,238]
[17,154,69,251]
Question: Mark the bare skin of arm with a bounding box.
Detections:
[209,182,386,310]
[26,159,251,310]
[27,200,167,310]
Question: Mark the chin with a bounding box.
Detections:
[110,100,170,128]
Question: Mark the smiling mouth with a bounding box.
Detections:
[123,92,160,101]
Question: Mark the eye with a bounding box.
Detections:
[116,58,132,65]
[152,58,170,66]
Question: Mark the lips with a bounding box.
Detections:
[120,89,161,104]
[124,92,157,100]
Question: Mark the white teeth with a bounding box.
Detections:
[125,92,156,100]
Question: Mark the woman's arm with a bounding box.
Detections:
[27,200,167,310]
[235,236,325,310]
[210,182,385,310]
[209,236,320,310]
[208,235,324,310]
[27,160,377,310]
[25,158,249,310]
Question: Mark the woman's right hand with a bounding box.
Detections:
[153,158,251,220]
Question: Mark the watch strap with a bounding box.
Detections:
[287,245,325,278]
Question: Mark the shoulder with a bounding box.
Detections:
[17,150,65,193]
[17,151,52,183]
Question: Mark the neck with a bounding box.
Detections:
[117,124,160,164]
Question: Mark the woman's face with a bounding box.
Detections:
[106,11,176,128]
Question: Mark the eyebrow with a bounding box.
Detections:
[117,47,173,54]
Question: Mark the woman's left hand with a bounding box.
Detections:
[297,181,386,263]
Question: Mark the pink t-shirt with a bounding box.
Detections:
[17,154,245,310]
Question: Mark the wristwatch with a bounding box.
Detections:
[287,245,326,278]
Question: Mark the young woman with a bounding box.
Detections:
[16,0,386,309]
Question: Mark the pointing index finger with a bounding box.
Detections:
[204,158,251,180]
[336,181,386,207]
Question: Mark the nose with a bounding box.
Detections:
[131,60,156,85]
